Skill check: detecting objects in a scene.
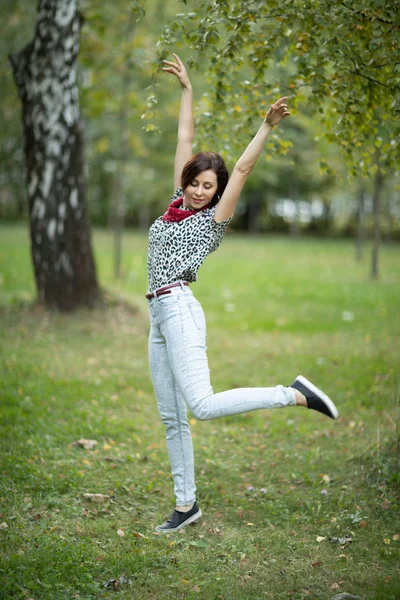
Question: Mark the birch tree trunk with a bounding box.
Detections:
[9,0,100,311]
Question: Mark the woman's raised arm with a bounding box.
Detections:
[214,97,290,223]
[162,54,194,190]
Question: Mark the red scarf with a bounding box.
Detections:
[162,196,211,223]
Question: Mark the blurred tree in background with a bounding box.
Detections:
[1,0,399,295]
[9,0,100,310]
[152,0,400,277]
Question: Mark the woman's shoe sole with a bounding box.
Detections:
[296,375,339,419]
[156,508,203,533]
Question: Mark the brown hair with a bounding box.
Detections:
[181,152,229,206]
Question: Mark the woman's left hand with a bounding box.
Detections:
[162,53,192,90]
[265,97,290,127]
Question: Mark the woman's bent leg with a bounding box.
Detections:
[159,292,296,421]
[148,322,196,506]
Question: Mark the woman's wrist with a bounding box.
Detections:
[263,118,274,130]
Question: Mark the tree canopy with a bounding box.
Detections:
[151,0,399,176]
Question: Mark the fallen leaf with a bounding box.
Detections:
[132,532,145,538]
[104,579,119,591]
[83,493,110,503]
[329,535,353,546]
[330,583,340,590]
[117,529,125,537]
[103,574,132,590]
[381,499,390,509]
[312,561,323,567]
[358,520,367,528]
[316,536,326,543]
[73,438,97,450]
[0,522,9,530]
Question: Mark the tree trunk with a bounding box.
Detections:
[139,203,151,231]
[371,164,383,280]
[247,190,262,233]
[9,0,100,311]
[355,183,365,261]
[109,13,135,280]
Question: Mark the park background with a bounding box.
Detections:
[1,1,399,599]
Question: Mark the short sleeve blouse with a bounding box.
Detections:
[147,187,231,292]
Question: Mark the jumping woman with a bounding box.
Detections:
[146,54,339,533]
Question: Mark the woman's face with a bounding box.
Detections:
[183,169,218,210]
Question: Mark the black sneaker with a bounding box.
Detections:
[155,502,202,533]
[290,375,339,419]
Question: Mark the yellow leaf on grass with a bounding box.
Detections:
[316,536,326,543]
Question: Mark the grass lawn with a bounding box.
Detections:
[1,223,399,600]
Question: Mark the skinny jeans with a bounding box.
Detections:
[147,283,296,506]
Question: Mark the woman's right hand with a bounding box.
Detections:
[162,53,191,90]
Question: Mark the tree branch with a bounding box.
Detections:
[346,68,390,89]
[341,1,397,26]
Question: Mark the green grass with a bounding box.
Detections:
[1,223,400,600]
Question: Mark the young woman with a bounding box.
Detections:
[146,54,339,533]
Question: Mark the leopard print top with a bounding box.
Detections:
[147,187,231,292]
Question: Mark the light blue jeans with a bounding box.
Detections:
[148,283,296,506]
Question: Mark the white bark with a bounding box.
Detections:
[9,0,100,310]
